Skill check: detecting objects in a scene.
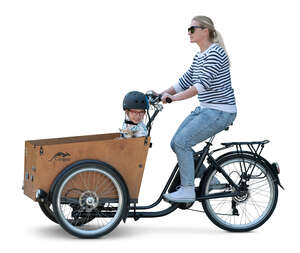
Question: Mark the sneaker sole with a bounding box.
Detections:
[163,195,195,204]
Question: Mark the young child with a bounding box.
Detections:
[120,91,149,138]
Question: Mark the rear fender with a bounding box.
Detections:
[204,151,284,189]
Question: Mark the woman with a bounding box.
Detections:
[155,16,237,203]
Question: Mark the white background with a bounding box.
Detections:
[0,0,299,251]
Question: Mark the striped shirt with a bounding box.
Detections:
[173,43,237,113]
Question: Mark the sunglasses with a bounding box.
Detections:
[188,26,205,34]
[128,110,146,116]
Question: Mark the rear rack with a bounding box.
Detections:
[220,140,270,157]
[221,140,270,147]
[208,140,272,188]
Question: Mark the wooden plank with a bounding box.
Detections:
[27,133,120,146]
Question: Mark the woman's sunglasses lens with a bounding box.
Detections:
[188,27,195,33]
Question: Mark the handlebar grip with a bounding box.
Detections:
[166,97,172,103]
[157,94,172,103]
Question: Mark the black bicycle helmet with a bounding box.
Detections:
[123,91,149,110]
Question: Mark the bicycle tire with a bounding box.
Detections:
[200,153,278,232]
[52,163,128,238]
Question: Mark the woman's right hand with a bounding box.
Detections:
[161,93,174,104]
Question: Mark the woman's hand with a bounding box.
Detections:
[163,86,198,103]
[161,93,174,104]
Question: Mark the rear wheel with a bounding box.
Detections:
[52,163,128,238]
[201,154,278,232]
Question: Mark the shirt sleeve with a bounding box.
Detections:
[173,82,184,93]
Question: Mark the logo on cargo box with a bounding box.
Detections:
[49,152,71,162]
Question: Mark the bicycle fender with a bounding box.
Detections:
[212,151,284,189]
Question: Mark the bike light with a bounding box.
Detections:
[272,162,280,174]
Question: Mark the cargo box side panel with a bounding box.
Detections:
[34,137,150,201]
[24,142,39,200]
[98,137,150,200]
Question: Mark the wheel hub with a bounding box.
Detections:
[234,192,249,203]
[79,191,99,212]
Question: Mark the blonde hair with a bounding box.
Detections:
[192,16,229,60]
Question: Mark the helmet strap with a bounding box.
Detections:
[124,120,138,125]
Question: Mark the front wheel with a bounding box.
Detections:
[52,163,128,238]
[201,154,278,232]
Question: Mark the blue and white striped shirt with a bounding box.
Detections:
[173,43,237,113]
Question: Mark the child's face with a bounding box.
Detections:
[127,109,146,124]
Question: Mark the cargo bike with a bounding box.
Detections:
[23,92,283,238]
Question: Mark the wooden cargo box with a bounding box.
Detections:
[24,133,151,203]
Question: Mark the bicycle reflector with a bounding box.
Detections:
[272,162,280,174]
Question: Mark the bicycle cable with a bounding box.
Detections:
[186,208,238,216]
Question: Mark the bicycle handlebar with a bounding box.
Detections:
[146,91,172,109]
[158,94,172,103]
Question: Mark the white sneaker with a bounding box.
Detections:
[163,186,195,203]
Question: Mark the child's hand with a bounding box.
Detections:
[119,128,138,137]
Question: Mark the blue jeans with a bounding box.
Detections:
[170,106,237,186]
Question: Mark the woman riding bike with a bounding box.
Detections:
[153,15,237,203]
